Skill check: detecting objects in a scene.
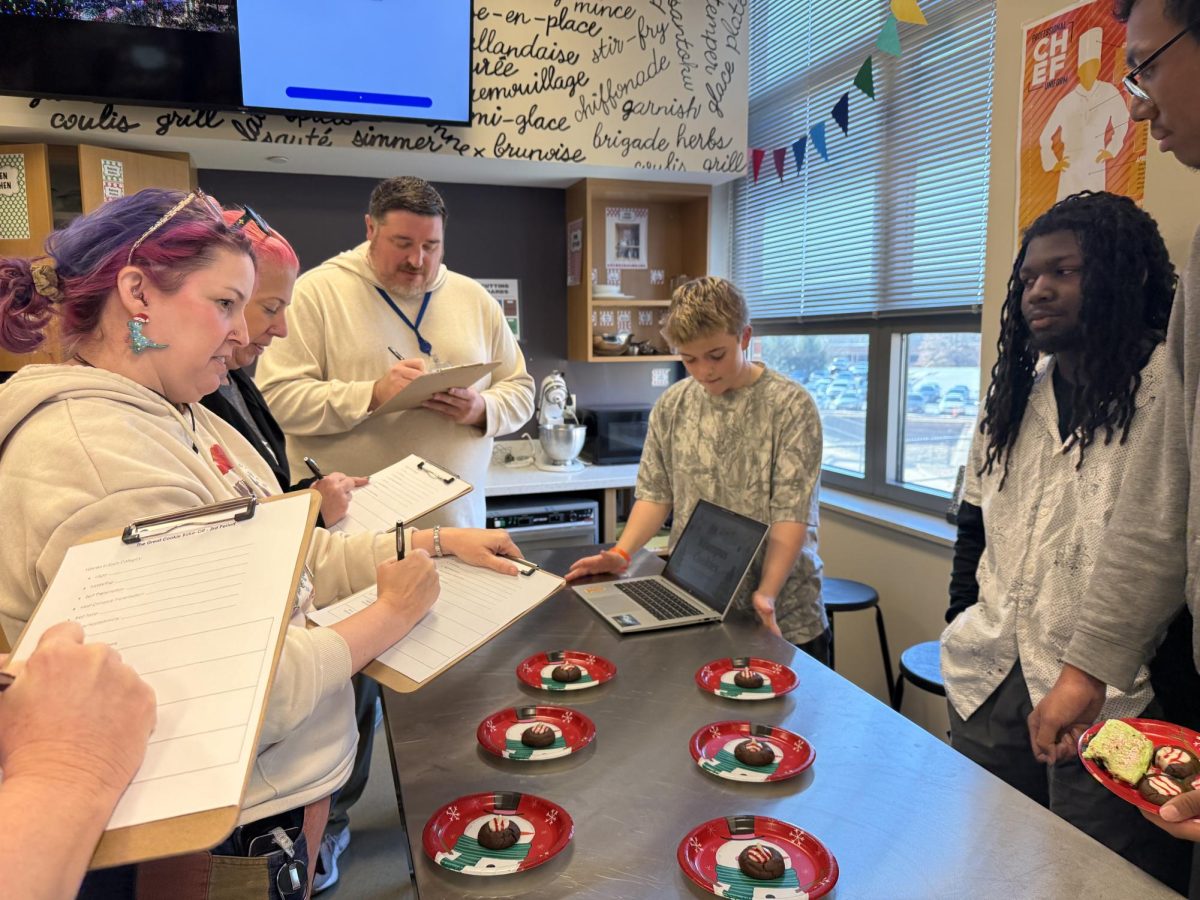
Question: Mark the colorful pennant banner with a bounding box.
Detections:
[748,1,930,188]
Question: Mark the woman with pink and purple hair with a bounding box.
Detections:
[0,188,521,898]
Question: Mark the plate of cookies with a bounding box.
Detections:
[677,814,838,899]
[477,705,597,761]
[517,649,616,691]
[1078,718,1200,814]
[423,791,573,876]
[696,656,798,701]
[690,721,815,783]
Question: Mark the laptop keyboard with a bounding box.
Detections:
[614,580,701,621]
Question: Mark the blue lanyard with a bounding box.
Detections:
[375,287,434,355]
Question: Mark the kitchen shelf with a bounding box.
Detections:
[566,178,710,364]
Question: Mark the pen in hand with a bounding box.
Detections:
[388,346,405,362]
[303,456,325,480]
[396,520,406,561]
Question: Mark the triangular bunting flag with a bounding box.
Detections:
[772,147,787,182]
[811,123,829,161]
[877,13,902,56]
[891,0,927,25]
[792,137,808,174]
[854,57,876,99]
[751,148,765,183]
[832,93,850,136]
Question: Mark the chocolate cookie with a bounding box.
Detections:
[733,738,775,768]
[521,723,556,748]
[734,668,764,689]
[1155,746,1200,779]
[738,843,785,880]
[477,816,521,851]
[551,664,581,683]
[1138,773,1189,806]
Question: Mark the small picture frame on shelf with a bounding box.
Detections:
[605,207,649,269]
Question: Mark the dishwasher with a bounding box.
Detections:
[484,497,599,552]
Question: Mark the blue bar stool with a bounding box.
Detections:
[823,577,895,703]
[893,639,945,711]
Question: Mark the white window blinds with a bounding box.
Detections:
[732,0,996,322]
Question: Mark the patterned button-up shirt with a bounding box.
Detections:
[942,348,1165,720]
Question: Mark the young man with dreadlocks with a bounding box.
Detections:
[940,190,1189,891]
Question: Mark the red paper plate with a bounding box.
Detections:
[478,705,597,761]
[696,657,798,701]
[517,650,616,692]
[423,791,573,877]
[677,815,838,899]
[690,721,815,783]
[1078,718,1200,815]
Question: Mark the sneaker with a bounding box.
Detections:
[313,826,351,894]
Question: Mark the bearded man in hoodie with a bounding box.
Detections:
[256,176,534,530]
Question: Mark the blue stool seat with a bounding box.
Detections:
[893,639,945,711]
[823,577,895,704]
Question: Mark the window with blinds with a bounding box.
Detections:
[732,0,997,322]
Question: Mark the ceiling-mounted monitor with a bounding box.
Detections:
[0,1,473,126]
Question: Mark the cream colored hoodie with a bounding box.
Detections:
[255,245,535,528]
[0,365,394,824]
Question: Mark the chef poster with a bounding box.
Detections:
[1017,0,1147,235]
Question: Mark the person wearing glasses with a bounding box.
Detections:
[1038,27,1133,201]
[255,176,535,530]
[200,208,367,528]
[1029,0,1200,863]
[0,188,521,898]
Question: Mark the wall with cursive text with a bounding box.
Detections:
[0,1,748,182]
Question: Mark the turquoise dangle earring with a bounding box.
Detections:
[127,293,168,354]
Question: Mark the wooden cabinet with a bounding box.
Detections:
[566,178,710,363]
[0,142,194,373]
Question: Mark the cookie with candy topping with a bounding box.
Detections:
[1154,745,1200,779]
[477,816,521,851]
[1138,773,1190,806]
[551,664,581,683]
[521,722,556,748]
[738,843,785,880]
[733,738,775,767]
[734,668,764,689]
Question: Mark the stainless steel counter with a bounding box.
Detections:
[383,548,1180,899]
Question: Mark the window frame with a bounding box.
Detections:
[755,310,982,515]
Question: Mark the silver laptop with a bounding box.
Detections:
[574,500,769,634]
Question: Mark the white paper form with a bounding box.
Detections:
[11,493,313,831]
[329,453,472,536]
[308,557,563,683]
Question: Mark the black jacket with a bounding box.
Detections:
[200,368,322,520]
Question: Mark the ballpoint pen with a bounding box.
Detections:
[303,456,324,479]
[396,520,406,560]
[388,346,405,361]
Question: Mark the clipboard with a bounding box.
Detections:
[7,492,321,870]
[308,557,565,694]
[328,455,474,536]
[370,360,502,416]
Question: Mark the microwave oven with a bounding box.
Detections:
[578,404,652,465]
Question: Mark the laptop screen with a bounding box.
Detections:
[663,501,769,614]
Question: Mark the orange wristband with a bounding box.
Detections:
[608,546,631,569]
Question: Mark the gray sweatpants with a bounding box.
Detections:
[948,661,1190,894]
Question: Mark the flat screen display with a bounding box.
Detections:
[664,501,768,615]
[0,1,472,125]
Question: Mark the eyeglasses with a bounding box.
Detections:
[125,189,221,267]
[229,204,274,237]
[1124,26,1190,103]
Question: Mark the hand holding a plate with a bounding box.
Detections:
[1143,790,1200,840]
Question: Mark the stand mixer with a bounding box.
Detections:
[536,371,586,473]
